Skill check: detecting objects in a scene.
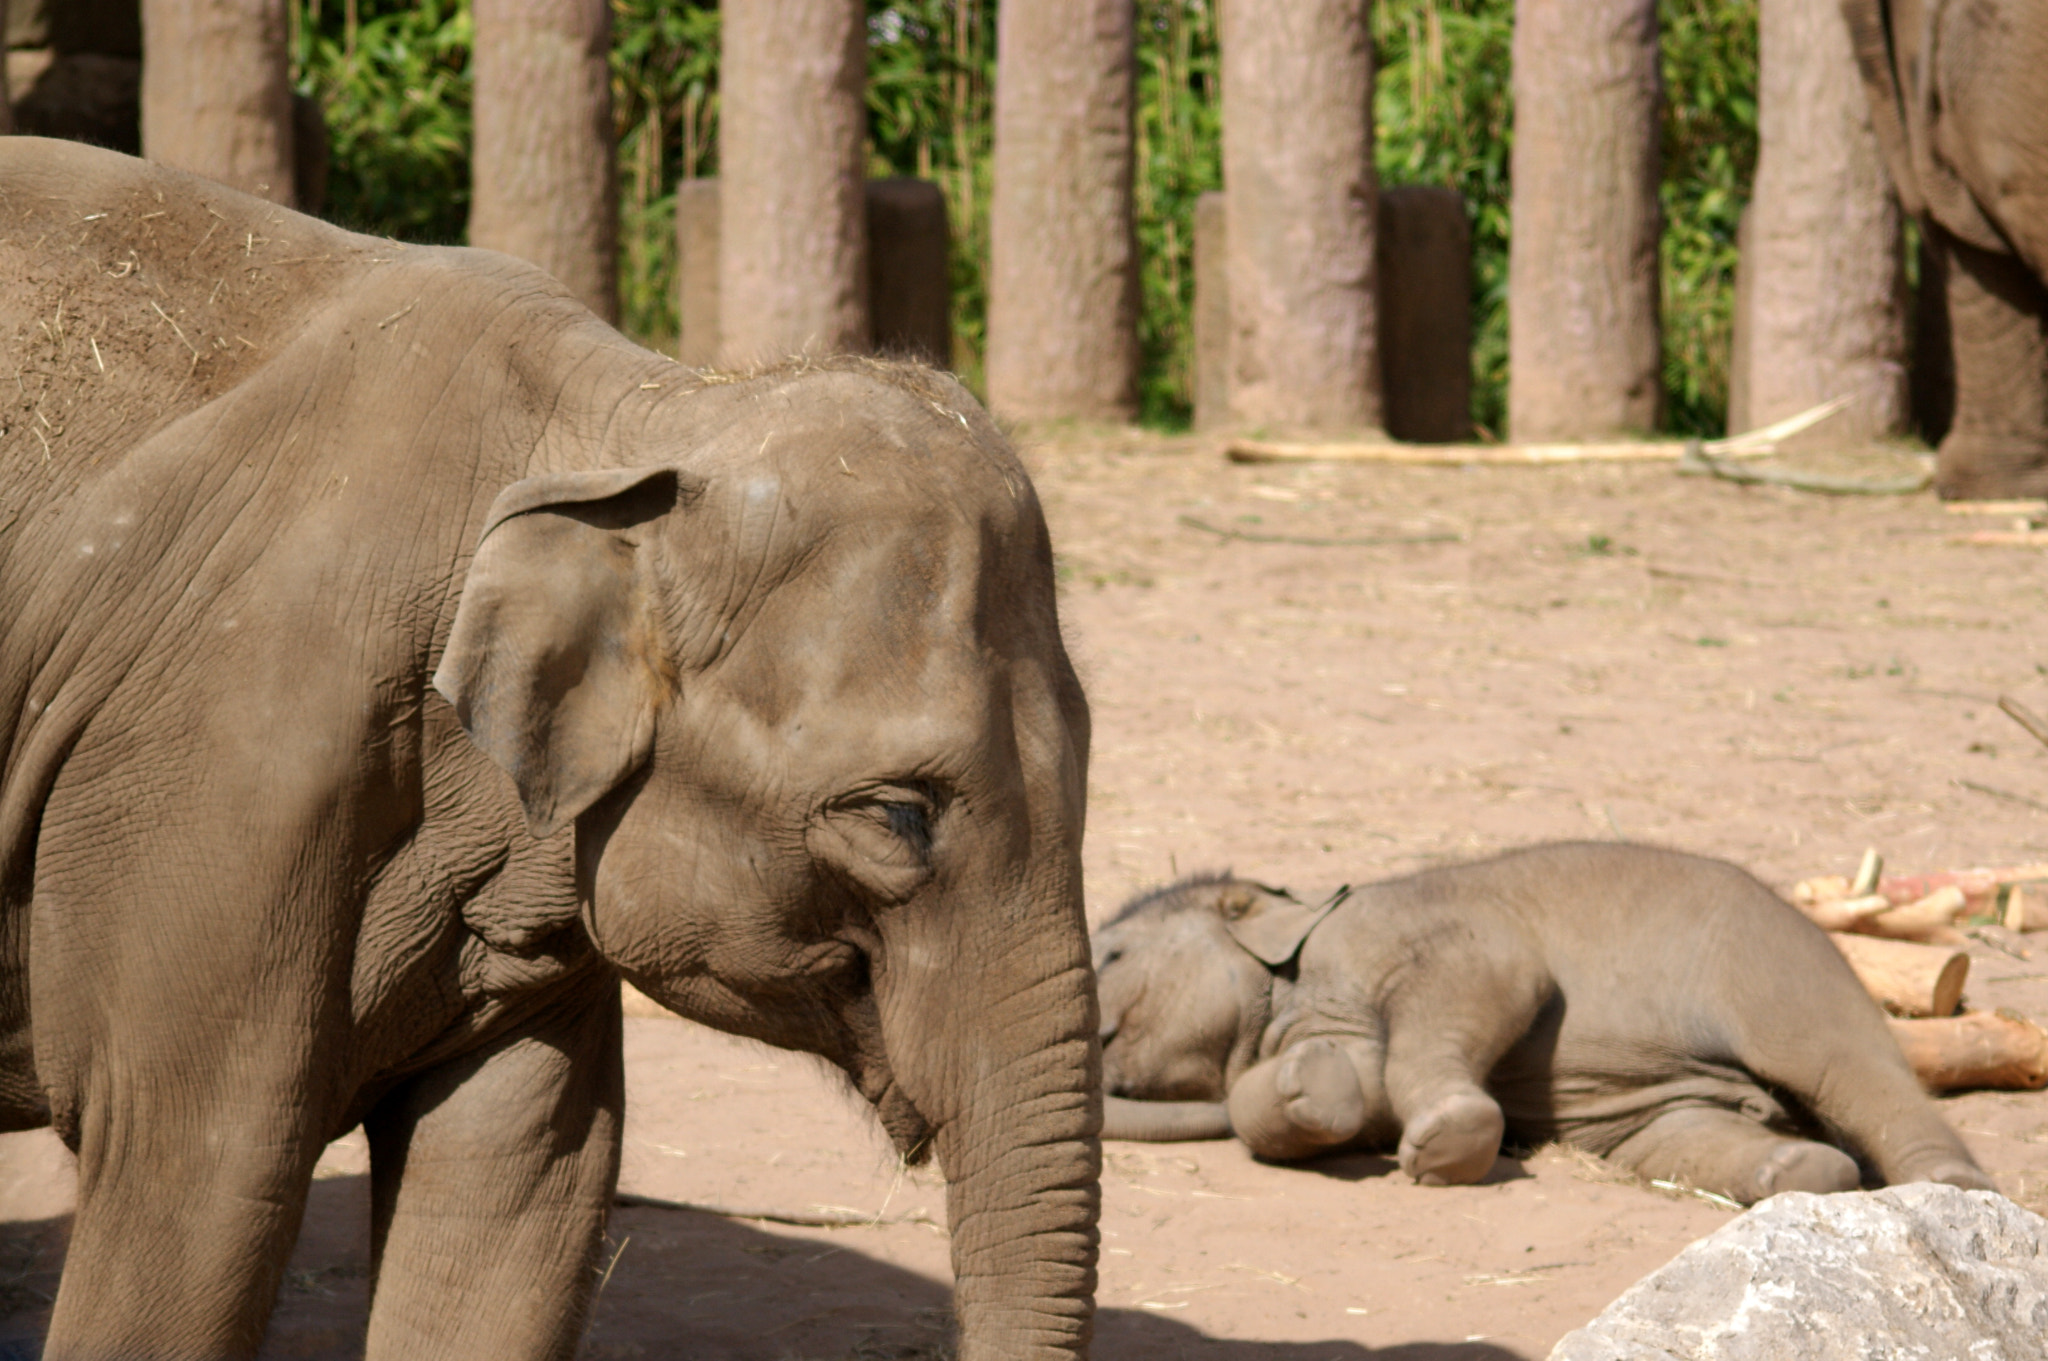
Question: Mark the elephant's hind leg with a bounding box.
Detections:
[1604,1105,1858,1205]
[1226,1037,1389,1163]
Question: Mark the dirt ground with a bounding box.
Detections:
[10,432,2048,1359]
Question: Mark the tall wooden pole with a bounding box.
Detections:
[1507,0,1662,441]
[470,0,618,323]
[1730,0,1908,442]
[140,0,296,205]
[987,0,1139,422]
[717,0,867,365]
[1220,0,1381,434]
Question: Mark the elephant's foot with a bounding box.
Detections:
[1227,1038,1373,1162]
[1889,1154,1997,1193]
[1936,432,2048,501]
[1607,1106,1863,1205]
[1749,1139,1860,1200]
[1276,1038,1369,1142]
[1396,1089,1503,1187]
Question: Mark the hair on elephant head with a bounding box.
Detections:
[1094,876,1346,1139]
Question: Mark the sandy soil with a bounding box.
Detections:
[9,433,2048,1359]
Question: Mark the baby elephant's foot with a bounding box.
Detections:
[1397,1090,1504,1187]
[1898,1158,1996,1193]
[1749,1139,1860,1200]
[1276,1038,1369,1143]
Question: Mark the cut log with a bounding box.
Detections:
[1829,932,1968,1017]
[1888,1010,2048,1092]
[2004,883,2048,933]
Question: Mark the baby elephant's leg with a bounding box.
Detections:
[1379,956,1552,1186]
[1605,1105,1860,1205]
[1226,1037,1387,1163]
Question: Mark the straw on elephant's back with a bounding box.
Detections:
[0,138,372,536]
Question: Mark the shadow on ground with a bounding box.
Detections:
[2,1174,1527,1361]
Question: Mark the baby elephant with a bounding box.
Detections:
[1094,842,1992,1205]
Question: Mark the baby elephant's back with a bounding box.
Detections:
[1361,841,1865,1064]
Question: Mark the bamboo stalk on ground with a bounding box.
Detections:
[1227,397,1852,466]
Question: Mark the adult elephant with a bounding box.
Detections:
[1842,0,2048,499]
[0,139,1097,1360]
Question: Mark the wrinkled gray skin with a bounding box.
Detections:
[1094,843,1991,1206]
[1842,0,2048,499]
[0,140,1097,1360]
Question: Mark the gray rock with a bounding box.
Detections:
[1549,1183,2048,1360]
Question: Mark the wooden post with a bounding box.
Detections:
[867,178,952,367]
[675,178,952,371]
[0,0,11,135]
[1507,0,1661,441]
[1729,0,1908,444]
[1378,185,1473,442]
[675,178,721,367]
[139,0,296,205]
[470,0,618,322]
[1221,0,1380,434]
[717,0,867,365]
[1195,185,1470,439]
[987,0,1138,422]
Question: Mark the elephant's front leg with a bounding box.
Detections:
[43,1054,329,1360]
[1226,1036,1394,1163]
[363,977,624,1361]
[1930,221,2048,500]
[1379,953,1554,1186]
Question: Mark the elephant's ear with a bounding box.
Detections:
[1217,884,1352,968]
[433,466,691,839]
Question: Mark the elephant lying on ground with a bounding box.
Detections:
[1842,0,2048,499]
[1094,842,1990,1205]
[0,139,1097,1361]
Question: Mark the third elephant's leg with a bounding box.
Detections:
[363,976,623,1361]
[1930,221,2048,500]
[1603,1105,1858,1205]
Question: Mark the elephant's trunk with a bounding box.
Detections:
[1101,1094,1233,1142]
[878,895,1101,1360]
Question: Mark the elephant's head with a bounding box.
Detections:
[433,359,1097,1359]
[1093,876,1340,1141]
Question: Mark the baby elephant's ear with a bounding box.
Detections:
[1217,883,1350,967]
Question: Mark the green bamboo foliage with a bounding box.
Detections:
[1660,0,1758,435]
[289,0,1760,435]
[288,0,475,244]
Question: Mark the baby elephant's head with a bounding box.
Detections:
[1093,876,1337,1101]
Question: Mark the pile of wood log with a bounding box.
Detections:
[1790,850,2048,1093]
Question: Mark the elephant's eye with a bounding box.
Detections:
[883,800,932,856]
[807,781,948,905]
